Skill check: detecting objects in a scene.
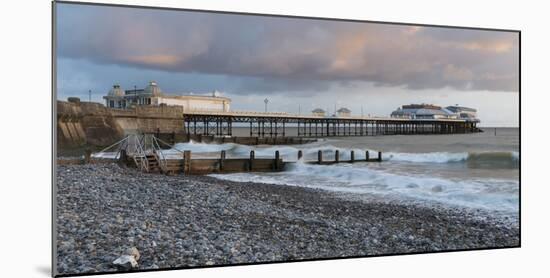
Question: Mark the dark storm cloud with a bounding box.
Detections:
[56,3,519,93]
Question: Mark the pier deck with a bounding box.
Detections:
[182,110,480,137]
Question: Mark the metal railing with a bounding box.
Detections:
[151,136,167,173]
[130,134,149,172]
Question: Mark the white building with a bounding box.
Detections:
[391,104,459,120]
[311,108,326,117]
[336,107,352,117]
[445,105,479,122]
[103,81,231,112]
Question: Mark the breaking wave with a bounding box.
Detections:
[384,151,519,168]
[170,140,518,168]
[210,161,519,212]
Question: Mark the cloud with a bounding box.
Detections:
[56,3,519,93]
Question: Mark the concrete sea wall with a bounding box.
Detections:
[57,100,185,150]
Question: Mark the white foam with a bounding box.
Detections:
[173,140,238,153]
[169,141,517,166]
[210,162,519,212]
[383,152,469,163]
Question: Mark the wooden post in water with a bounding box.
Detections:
[365,151,369,161]
[318,150,323,164]
[335,150,339,163]
[220,150,226,171]
[377,151,382,162]
[350,150,355,162]
[249,150,255,171]
[274,150,280,170]
[297,150,303,160]
[183,150,191,174]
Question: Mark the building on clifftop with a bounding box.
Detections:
[103,81,231,112]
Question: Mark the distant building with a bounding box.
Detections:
[336,107,352,117]
[311,108,326,117]
[391,103,459,120]
[445,105,479,121]
[103,81,231,112]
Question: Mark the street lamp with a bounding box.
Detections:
[264,98,269,113]
[88,89,91,102]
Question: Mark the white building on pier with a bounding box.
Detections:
[311,108,326,117]
[336,107,352,117]
[391,103,479,121]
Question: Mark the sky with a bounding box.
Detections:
[55,3,520,127]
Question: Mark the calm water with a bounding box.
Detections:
[170,128,519,213]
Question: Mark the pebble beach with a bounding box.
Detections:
[55,163,519,275]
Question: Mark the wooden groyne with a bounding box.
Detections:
[58,148,383,175]
[57,134,382,175]
[122,149,382,175]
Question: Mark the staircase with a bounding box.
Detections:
[145,153,161,173]
[132,152,164,173]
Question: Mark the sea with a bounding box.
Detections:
[171,127,519,213]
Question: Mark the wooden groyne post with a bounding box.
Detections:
[378,151,382,162]
[297,150,303,160]
[249,150,255,171]
[85,149,92,164]
[318,150,323,164]
[220,150,226,171]
[117,149,127,166]
[365,151,369,161]
[335,150,340,163]
[350,150,355,162]
[183,150,191,174]
[274,150,280,170]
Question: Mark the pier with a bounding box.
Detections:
[182,111,480,137]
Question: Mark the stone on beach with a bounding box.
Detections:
[112,255,138,270]
[124,247,141,261]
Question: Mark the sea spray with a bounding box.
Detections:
[168,140,519,167]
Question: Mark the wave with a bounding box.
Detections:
[384,151,519,167]
[169,140,518,167]
[210,161,519,212]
